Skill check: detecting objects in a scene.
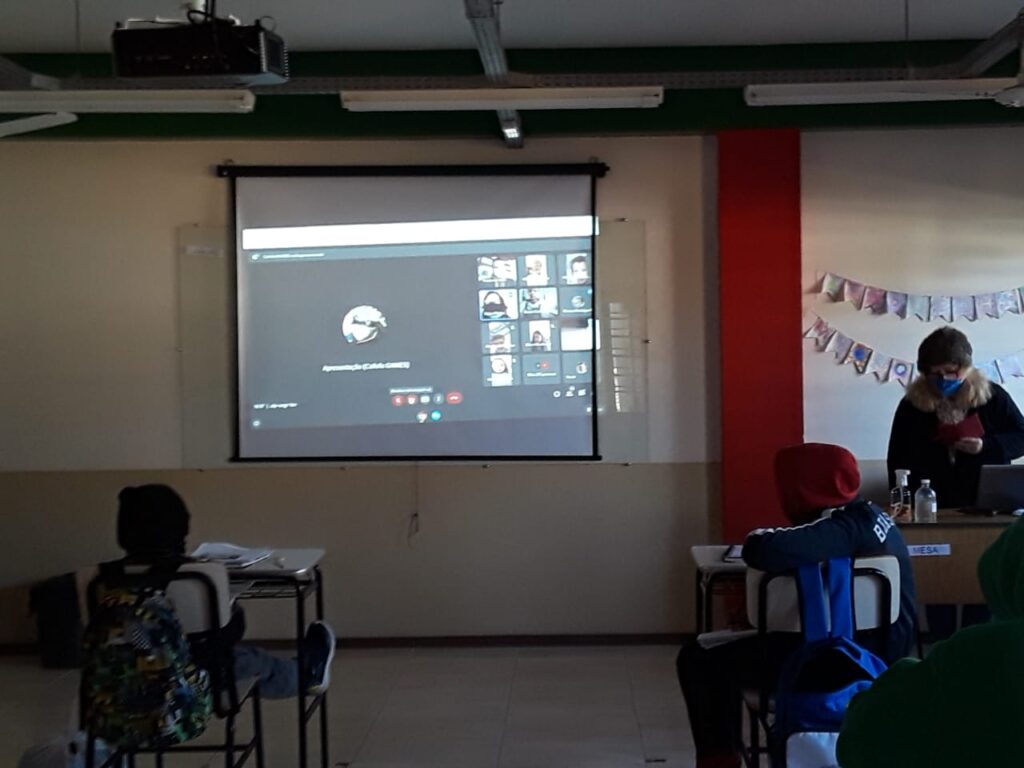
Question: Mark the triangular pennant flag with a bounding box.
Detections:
[886,292,908,319]
[804,316,830,339]
[997,289,1021,316]
[862,286,887,314]
[816,330,836,352]
[996,355,1024,379]
[952,295,977,322]
[930,296,953,322]
[976,293,998,318]
[908,294,930,321]
[978,360,1002,384]
[804,316,836,351]
[848,342,873,373]
[843,281,866,310]
[821,273,845,301]
[831,333,854,363]
[891,360,914,387]
[868,352,893,382]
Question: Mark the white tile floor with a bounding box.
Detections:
[0,644,695,768]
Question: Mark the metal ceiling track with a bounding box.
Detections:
[464,0,522,148]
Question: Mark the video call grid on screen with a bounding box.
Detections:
[230,168,602,459]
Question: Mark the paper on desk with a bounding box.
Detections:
[192,542,272,568]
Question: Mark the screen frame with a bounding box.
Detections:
[219,162,607,463]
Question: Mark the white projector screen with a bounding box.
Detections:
[225,165,604,460]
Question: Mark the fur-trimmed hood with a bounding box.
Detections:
[904,367,992,422]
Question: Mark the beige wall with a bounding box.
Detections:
[802,127,1024,461]
[0,135,719,640]
[0,463,715,641]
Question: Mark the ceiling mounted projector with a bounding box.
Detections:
[112,3,287,85]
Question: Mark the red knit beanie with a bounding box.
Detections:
[774,443,860,524]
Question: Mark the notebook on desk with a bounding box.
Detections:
[975,465,1024,513]
[192,542,272,569]
[721,544,744,562]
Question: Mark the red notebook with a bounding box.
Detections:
[934,413,985,446]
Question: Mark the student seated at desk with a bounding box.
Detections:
[115,484,335,698]
[676,443,917,768]
[838,519,1024,768]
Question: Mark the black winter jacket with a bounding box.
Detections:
[887,372,1024,508]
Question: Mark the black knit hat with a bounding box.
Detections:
[117,484,190,556]
[917,326,973,373]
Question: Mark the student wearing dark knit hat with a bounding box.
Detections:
[115,484,336,699]
[676,443,916,768]
[887,326,1024,509]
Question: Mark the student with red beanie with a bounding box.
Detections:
[676,443,916,768]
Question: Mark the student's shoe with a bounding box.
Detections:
[304,620,336,696]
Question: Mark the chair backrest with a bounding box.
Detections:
[746,555,900,633]
[164,562,232,634]
[85,560,232,635]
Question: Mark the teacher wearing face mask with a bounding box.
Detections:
[887,326,1024,509]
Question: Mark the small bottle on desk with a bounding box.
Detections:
[914,479,938,523]
[890,469,912,522]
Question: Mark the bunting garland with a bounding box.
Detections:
[804,314,1024,388]
[817,273,1024,321]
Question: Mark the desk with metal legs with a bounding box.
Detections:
[691,545,747,634]
[232,549,329,768]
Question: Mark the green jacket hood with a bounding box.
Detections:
[978,518,1024,620]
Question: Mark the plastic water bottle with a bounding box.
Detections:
[890,469,911,521]
[914,479,938,523]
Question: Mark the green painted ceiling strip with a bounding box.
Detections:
[3,40,1022,139]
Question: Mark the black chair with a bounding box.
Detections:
[81,561,265,768]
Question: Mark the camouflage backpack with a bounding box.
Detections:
[81,561,212,750]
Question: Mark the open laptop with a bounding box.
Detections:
[975,465,1024,513]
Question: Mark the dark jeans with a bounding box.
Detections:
[677,634,799,760]
[233,645,300,698]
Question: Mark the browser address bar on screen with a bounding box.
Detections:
[241,215,597,250]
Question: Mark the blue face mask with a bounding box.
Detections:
[932,376,964,397]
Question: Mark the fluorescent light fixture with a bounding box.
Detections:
[340,86,664,112]
[0,112,77,138]
[242,215,595,251]
[0,89,256,113]
[744,78,1017,106]
[501,124,521,140]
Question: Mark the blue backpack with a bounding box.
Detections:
[772,558,888,768]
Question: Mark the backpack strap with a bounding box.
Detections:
[795,558,856,642]
[825,557,855,639]
[795,564,829,643]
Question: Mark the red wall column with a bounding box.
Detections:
[718,129,804,541]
